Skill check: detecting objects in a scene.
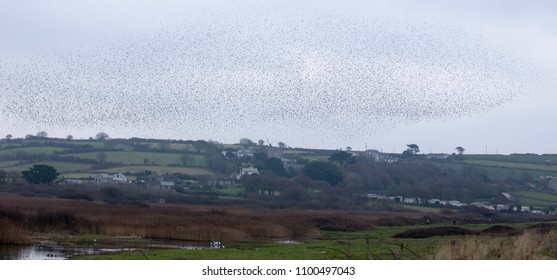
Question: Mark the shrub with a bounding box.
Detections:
[393,226,475,239]
[101,187,124,199]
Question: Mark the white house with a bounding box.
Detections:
[448,200,467,207]
[237,167,260,179]
[94,173,111,184]
[495,204,510,211]
[112,173,128,183]
[237,149,255,158]
[94,173,128,184]
[426,153,450,160]
[160,181,175,189]
[427,199,446,205]
[365,149,382,161]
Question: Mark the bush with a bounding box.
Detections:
[393,226,475,239]
[101,187,123,199]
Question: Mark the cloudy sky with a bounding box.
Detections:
[1,0,556,154]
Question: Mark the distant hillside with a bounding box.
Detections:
[3,136,557,213]
[0,137,340,181]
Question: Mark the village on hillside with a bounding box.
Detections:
[3,134,557,216]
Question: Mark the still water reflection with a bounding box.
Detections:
[0,240,219,260]
[0,241,125,260]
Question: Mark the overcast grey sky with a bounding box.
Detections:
[1,0,556,154]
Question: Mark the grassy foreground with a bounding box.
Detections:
[70,228,446,260]
[71,223,557,260]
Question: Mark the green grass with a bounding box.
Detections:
[300,155,330,162]
[2,161,93,172]
[0,160,19,168]
[71,226,442,260]
[71,141,105,148]
[464,159,557,172]
[513,191,557,208]
[144,142,196,152]
[401,205,442,213]
[0,146,69,157]
[467,154,557,165]
[99,165,214,175]
[72,223,521,260]
[61,151,205,166]
[434,161,557,180]
[219,186,244,196]
[62,173,95,179]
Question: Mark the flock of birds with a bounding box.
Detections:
[0,2,538,143]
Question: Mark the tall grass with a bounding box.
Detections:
[0,195,379,242]
[0,219,31,245]
[434,227,557,259]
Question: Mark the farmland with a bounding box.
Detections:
[513,191,557,208]
[0,138,214,180]
[464,159,557,172]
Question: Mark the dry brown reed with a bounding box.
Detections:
[0,219,31,245]
[434,227,557,260]
[0,194,428,243]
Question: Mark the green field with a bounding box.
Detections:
[300,155,330,161]
[71,226,446,260]
[0,139,216,177]
[467,154,557,165]
[71,222,548,260]
[144,142,196,152]
[402,205,443,213]
[464,159,557,172]
[219,186,244,195]
[61,151,205,166]
[0,146,70,157]
[2,161,93,172]
[99,165,213,176]
[434,162,557,180]
[513,191,557,208]
[0,160,19,168]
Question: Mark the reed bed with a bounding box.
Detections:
[434,227,557,259]
[0,219,31,245]
[0,194,386,242]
